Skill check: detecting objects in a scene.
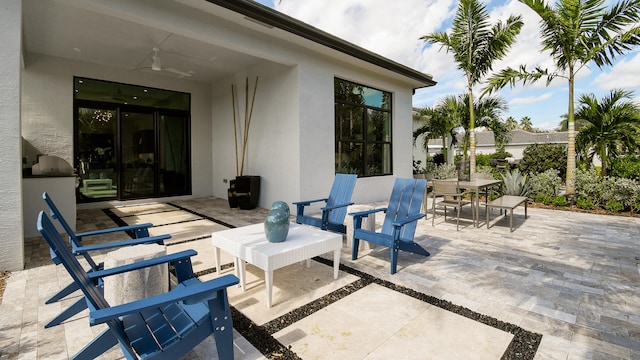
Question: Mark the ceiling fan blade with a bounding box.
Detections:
[165,67,193,77]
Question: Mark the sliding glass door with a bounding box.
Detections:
[77,106,118,200]
[121,110,156,199]
[76,105,190,202]
[159,113,189,196]
[74,78,191,202]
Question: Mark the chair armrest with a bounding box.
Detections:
[349,208,386,218]
[75,223,154,240]
[322,202,354,212]
[90,274,239,325]
[293,198,328,206]
[392,213,425,227]
[72,234,171,254]
[88,249,197,280]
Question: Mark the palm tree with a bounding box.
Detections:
[413,101,460,164]
[575,89,640,176]
[484,0,640,196]
[557,113,589,132]
[505,116,518,130]
[433,94,510,158]
[520,116,533,131]
[421,0,523,178]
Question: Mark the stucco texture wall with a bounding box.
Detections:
[21,54,214,201]
[0,0,24,271]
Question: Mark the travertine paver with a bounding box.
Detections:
[3,196,640,359]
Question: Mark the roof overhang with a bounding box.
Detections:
[205,0,437,90]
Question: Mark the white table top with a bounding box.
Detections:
[211,222,342,271]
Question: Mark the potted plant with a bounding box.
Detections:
[228,76,260,210]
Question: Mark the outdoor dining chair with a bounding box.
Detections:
[431,179,472,231]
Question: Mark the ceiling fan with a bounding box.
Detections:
[149,47,194,78]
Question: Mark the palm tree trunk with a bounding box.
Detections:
[441,134,448,164]
[468,83,476,179]
[566,72,576,196]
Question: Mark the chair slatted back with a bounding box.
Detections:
[381,178,426,242]
[42,192,95,267]
[326,174,357,225]
[37,211,136,357]
[432,179,461,201]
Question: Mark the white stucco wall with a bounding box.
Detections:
[21,54,214,203]
[206,14,419,209]
[12,0,429,275]
[211,61,300,207]
[0,0,24,271]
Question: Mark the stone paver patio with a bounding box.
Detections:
[1,196,639,359]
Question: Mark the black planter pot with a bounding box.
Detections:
[228,175,260,210]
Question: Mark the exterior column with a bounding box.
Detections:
[0,0,25,270]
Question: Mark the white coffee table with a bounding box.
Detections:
[211,222,342,307]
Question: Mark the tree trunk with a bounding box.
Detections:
[566,73,576,196]
[468,84,476,179]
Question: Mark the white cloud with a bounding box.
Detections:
[509,92,553,105]
[271,0,639,130]
[592,51,640,90]
[276,0,455,69]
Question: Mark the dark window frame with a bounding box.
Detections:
[334,78,392,177]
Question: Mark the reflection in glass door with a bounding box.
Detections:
[159,114,189,196]
[77,107,118,200]
[76,107,192,201]
[121,111,156,199]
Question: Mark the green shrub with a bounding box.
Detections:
[475,154,492,167]
[534,193,552,205]
[552,195,569,206]
[529,169,563,199]
[610,155,640,180]
[490,150,513,159]
[432,153,445,165]
[434,164,458,180]
[519,143,567,180]
[575,168,602,205]
[575,197,595,210]
[605,200,625,212]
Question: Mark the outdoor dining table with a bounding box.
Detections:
[458,178,503,227]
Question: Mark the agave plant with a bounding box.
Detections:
[501,169,531,197]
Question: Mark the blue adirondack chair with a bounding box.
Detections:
[293,174,357,233]
[38,211,239,360]
[350,178,430,274]
[42,192,171,328]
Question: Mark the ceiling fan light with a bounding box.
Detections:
[151,48,161,71]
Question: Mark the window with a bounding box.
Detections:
[74,77,191,202]
[335,78,392,176]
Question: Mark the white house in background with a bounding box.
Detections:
[413,129,569,166]
[473,129,569,159]
[0,0,436,270]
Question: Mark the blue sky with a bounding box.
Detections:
[253,0,639,131]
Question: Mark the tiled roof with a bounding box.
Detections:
[428,129,568,147]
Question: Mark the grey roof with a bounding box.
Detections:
[207,0,437,89]
[428,129,568,147]
[475,129,568,146]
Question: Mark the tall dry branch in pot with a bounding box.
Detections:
[231,76,259,176]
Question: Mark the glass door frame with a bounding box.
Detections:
[74,99,192,202]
